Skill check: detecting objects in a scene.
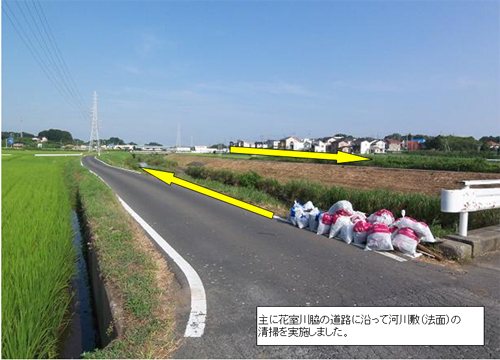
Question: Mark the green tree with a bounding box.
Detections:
[38,129,73,143]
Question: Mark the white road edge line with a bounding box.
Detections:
[82,156,207,337]
[117,197,207,337]
[94,156,142,174]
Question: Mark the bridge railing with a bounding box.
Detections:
[441,179,500,236]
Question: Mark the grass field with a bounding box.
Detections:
[2,152,77,358]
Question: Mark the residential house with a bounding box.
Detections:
[302,138,314,151]
[403,140,420,151]
[313,140,326,153]
[232,139,254,148]
[328,138,353,153]
[385,138,402,152]
[279,136,304,150]
[12,142,25,149]
[487,141,500,151]
[352,138,373,154]
[266,140,280,149]
[370,140,386,154]
[254,141,268,149]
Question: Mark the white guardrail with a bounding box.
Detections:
[441,179,500,236]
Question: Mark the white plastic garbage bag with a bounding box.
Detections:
[391,217,436,243]
[340,224,355,244]
[297,211,309,229]
[392,227,419,256]
[353,220,372,244]
[303,201,315,211]
[328,200,354,216]
[329,215,351,239]
[351,211,367,224]
[317,213,334,236]
[308,208,321,232]
[365,224,394,251]
[367,209,395,226]
[288,201,303,226]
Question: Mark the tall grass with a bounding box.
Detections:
[186,166,500,234]
[2,154,76,358]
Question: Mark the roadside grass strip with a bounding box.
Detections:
[2,154,76,359]
[68,161,178,358]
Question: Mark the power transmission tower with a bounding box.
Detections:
[176,124,181,148]
[89,91,100,155]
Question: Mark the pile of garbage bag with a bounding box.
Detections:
[288,200,436,257]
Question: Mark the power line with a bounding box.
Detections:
[30,0,89,113]
[3,0,89,120]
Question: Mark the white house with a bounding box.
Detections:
[280,136,304,150]
[233,139,254,148]
[370,140,386,154]
[266,140,280,149]
[313,140,326,153]
[302,138,314,151]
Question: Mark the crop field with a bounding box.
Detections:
[167,154,500,196]
[2,152,77,358]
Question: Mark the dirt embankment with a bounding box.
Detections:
[169,154,500,196]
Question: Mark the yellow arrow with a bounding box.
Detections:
[141,168,275,219]
[230,147,370,163]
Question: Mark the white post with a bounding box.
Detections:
[458,212,468,237]
[458,184,470,237]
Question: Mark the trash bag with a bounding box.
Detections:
[392,227,419,256]
[297,211,309,229]
[329,215,351,239]
[353,220,372,244]
[340,224,355,244]
[391,217,436,243]
[308,208,321,232]
[317,213,334,235]
[328,200,354,216]
[367,209,395,226]
[351,211,367,224]
[288,201,303,226]
[365,223,394,251]
[303,201,315,211]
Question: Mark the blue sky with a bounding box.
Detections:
[3,0,499,145]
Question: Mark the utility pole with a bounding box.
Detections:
[89,91,101,156]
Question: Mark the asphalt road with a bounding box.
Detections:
[83,156,500,359]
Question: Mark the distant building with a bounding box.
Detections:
[232,139,254,148]
[171,146,191,152]
[370,140,386,154]
[12,142,25,149]
[279,136,304,150]
[114,144,135,151]
[142,144,166,151]
[404,140,420,151]
[385,138,402,152]
[194,145,210,153]
[266,140,280,149]
[487,141,500,150]
[328,138,352,153]
[352,139,373,154]
[313,140,326,153]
